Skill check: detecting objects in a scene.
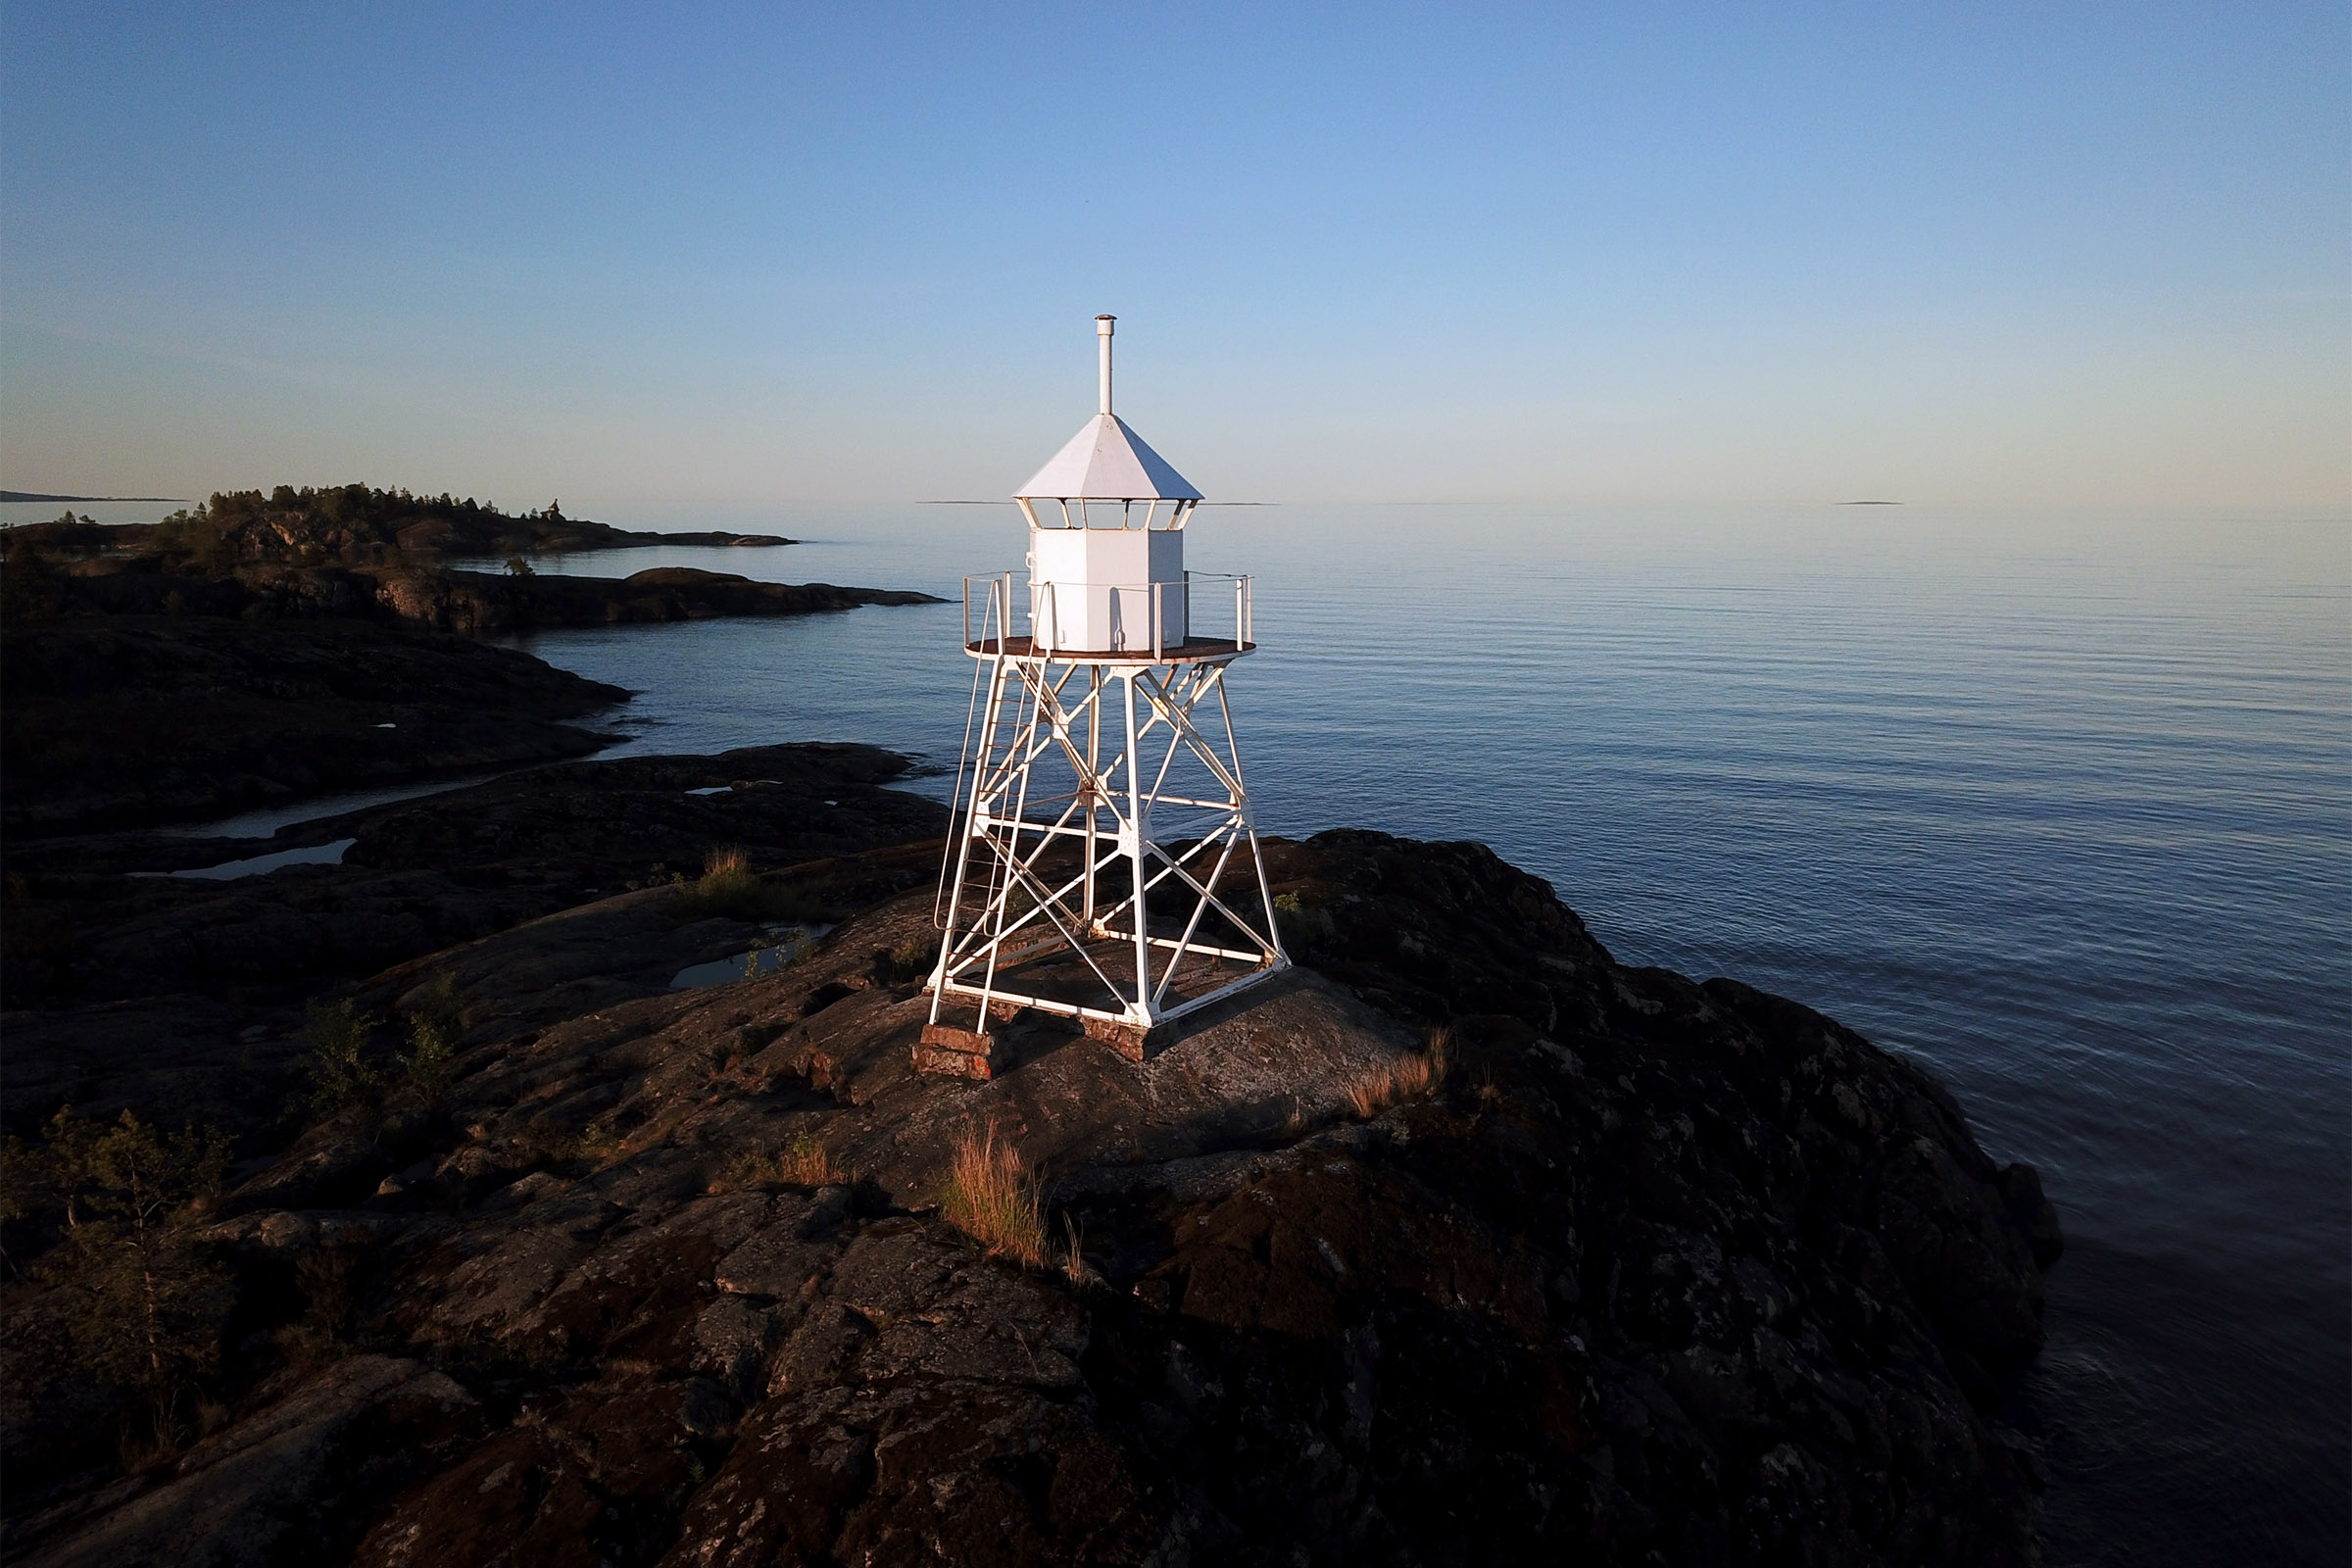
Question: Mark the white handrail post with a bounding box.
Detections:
[1235,576,1245,649]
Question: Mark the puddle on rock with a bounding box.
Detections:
[683,778,784,798]
[148,838,359,880]
[670,923,831,990]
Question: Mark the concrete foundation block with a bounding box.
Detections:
[914,1023,997,1080]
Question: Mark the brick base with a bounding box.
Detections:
[1081,1015,1154,1062]
[914,1023,997,1080]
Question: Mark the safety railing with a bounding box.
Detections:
[961,572,1014,652]
[960,570,1253,660]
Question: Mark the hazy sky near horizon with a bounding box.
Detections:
[3,3,2345,510]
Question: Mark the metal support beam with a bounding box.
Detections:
[929,638,1287,1042]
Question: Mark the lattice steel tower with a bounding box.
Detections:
[920,316,1287,1077]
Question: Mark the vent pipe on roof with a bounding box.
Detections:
[1096,315,1115,416]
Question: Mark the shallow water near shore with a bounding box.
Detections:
[230,498,2350,1560]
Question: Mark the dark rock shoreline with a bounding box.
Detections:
[0,745,950,1147]
[2,495,944,837]
[49,560,941,635]
[1,560,942,838]
[0,615,628,837]
[4,492,794,562]
[369,565,942,635]
[7,496,940,638]
[0,746,2063,1566]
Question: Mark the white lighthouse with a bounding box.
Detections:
[920,316,1288,1077]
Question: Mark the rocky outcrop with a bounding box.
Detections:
[5,495,791,565]
[35,559,941,633]
[366,566,942,634]
[1,829,2062,1566]
[0,615,625,835]
[11,1356,483,1568]
[0,745,951,1144]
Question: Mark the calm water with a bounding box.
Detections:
[16,496,2345,1560]
[481,501,2349,1565]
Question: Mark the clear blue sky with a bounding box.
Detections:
[3,2,2344,508]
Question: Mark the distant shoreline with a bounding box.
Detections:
[1,491,185,504]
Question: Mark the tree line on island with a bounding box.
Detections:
[9,483,613,584]
[0,483,942,635]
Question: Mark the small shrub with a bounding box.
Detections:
[9,1107,235,1452]
[301,998,382,1114]
[397,974,466,1101]
[1271,891,1336,949]
[940,1125,1048,1266]
[0,544,64,621]
[399,1017,459,1101]
[408,971,466,1040]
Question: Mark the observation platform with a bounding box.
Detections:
[960,569,1257,667]
[963,634,1255,665]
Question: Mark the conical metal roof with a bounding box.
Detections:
[1014,413,1202,502]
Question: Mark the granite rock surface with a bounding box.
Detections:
[2,829,2062,1566]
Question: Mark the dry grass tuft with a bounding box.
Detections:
[679,845,769,919]
[1427,1022,1455,1080]
[697,847,758,905]
[1346,1027,1453,1119]
[941,1125,1049,1266]
[1345,1054,1432,1117]
[719,1130,841,1191]
[776,1131,838,1186]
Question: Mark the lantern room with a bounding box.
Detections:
[1013,315,1200,654]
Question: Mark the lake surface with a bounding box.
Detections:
[19,494,2342,1560]
[478,500,2349,1565]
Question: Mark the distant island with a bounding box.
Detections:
[9,483,796,556]
[1,490,186,504]
[0,479,939,832]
